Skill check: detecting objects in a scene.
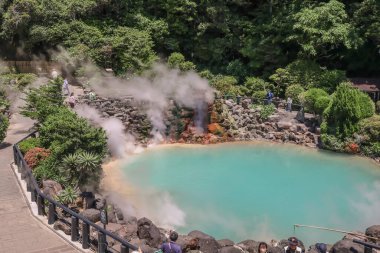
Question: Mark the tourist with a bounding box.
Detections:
[183,238,202,253]
[283,237,302,253]
[315,243,328,253]
[160,231,181,253]
[266,90,274,104]
[132,247,143,253]
[63,78,70,95]
[68,92,76,108]
[258,242,269,253]
[286,97,293,112]
[89,91,96,101]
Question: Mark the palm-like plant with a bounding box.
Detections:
[56,186,78,206]
[60,151,102,190]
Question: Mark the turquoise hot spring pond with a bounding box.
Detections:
[121,142,380,246]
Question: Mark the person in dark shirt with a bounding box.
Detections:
[283,237,302,253]
[258,242,269,253]
[160,231,182,253]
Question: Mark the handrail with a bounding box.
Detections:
[13,134,139,253]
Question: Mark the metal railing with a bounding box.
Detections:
[13,131,139,253]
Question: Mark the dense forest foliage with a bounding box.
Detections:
[1,0,380,155]
[0,0,379,79]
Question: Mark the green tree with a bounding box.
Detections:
[289,0,362,58]
[285,84,304,104]
[241,77,274,97]
[20,78,64,123]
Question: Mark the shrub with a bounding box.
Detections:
[33,157,65,184]
[253,90,267,101]
[358,115,380,142]
[210,75,239,96]
[0,114,9,143]
[19,137,41,154]
[56,186,78,206]
[361,142,380,157]
[168,52,185,68]
[270,60,346,93]
[321,134,345,152]
[60,151,102,189]
[299,88,329,114]
[285,84,304,104]
[39,107,107,161]
[376,101,380,113]
[314,96,332,115]
[241,77,274,97]
[322,82,375,139]
[20,78,64,123]
[24,147,51,169]
[260,104,276,120]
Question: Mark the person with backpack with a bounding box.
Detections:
[160,231,182,253]
[283,237,303,253]
[183,238,202,253]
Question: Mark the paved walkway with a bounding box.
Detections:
[0,113,79,253]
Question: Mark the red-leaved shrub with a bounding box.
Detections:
[24,147,51,169]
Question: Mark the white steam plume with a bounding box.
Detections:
[85,64,215,141]
[75,104,141,157]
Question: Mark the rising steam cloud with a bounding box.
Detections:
[86,64,215,140]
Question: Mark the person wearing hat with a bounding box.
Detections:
[283,237,303,253]
[160,231,181,253]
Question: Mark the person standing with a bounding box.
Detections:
[266,90,274,104]
[286,97,293,112]
[283,237,303,253]
[160,231,181,253]
[63,78,70,95]
[68,92,76,108]
[258,242,269,253]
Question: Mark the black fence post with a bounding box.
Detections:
[37,195,44,215]
[82,223,90,249]
[71,216,79,241]
[26,176,31,192]
[121,244,129,253]
[48,203,56,224]
[31,189,37,202]
[98,231,107,253]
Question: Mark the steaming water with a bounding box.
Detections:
[121,142,380,246]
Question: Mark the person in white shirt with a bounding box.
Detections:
[284,237,303,253]
[286,97,293,112]
[63,78,70,95]
[68,93,76,108]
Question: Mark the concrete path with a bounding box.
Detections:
[0,113,79,253]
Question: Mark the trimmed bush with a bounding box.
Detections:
[322,82,375,139]
[260,104,276,120]
[299,88,329,114]
[24,147,51,169]
[285,84,304,104]
[19,137,41,154]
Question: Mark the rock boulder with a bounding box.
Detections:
[137,217,162,248]
[188,230,221,253]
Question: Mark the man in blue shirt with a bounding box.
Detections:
[160,231,182,253]
[266,90,274,104]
